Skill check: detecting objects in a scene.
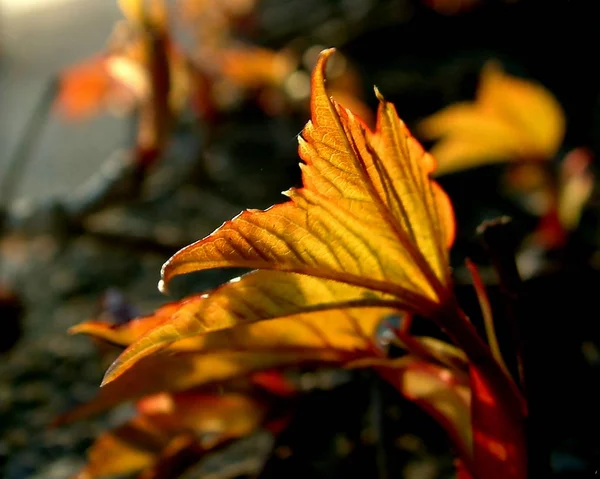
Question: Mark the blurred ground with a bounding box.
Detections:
[0,3,214,477]
[1,0,600,478]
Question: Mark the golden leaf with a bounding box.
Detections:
[419,62,565,175]
[219,47,296,89]
[63,303,393,421]
[72,294,391,354]
[102,48,456,384]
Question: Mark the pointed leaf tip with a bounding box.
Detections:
[101,361,118,387]
[103,44,457,380]
[318,47,336,62]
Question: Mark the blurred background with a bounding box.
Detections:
[1,0,600,478]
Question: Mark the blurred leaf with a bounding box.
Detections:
[119,0,168,28]
[557,147,594,231]
[73,391,265,478]
[142,391,266,444]
[55,55,119,120]
[73,414,168,478]
[504,148,594,249]
[56,0,190,125]
[135,434,203,479]
[419,62,565,175]
[219,47,296,89]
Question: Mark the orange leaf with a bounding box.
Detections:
[73,391,264,478]
[419,62,565,175]
[103,48,456,384]
[141,391,267,446]
[63,303,392,422]
[219,47,295,89]
[73,415,168,478]
[55,56,113,120]
[72,293,390,353]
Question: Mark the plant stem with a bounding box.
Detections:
[465,258,511,376]
[477,217,527,388]
[477,216,551,478]
[437,300,527,479]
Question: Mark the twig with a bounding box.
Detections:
[0,78,58,232]
[464,258,510,376]
[476,217,526,387]
[369,376,389,479]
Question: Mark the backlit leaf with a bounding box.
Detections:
[103,48,456,384]
[72,293,391,353]
[419,62,565,175]
[63,303,392,422]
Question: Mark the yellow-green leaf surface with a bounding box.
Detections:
[419,62,565,175]
[104,48,456,385]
